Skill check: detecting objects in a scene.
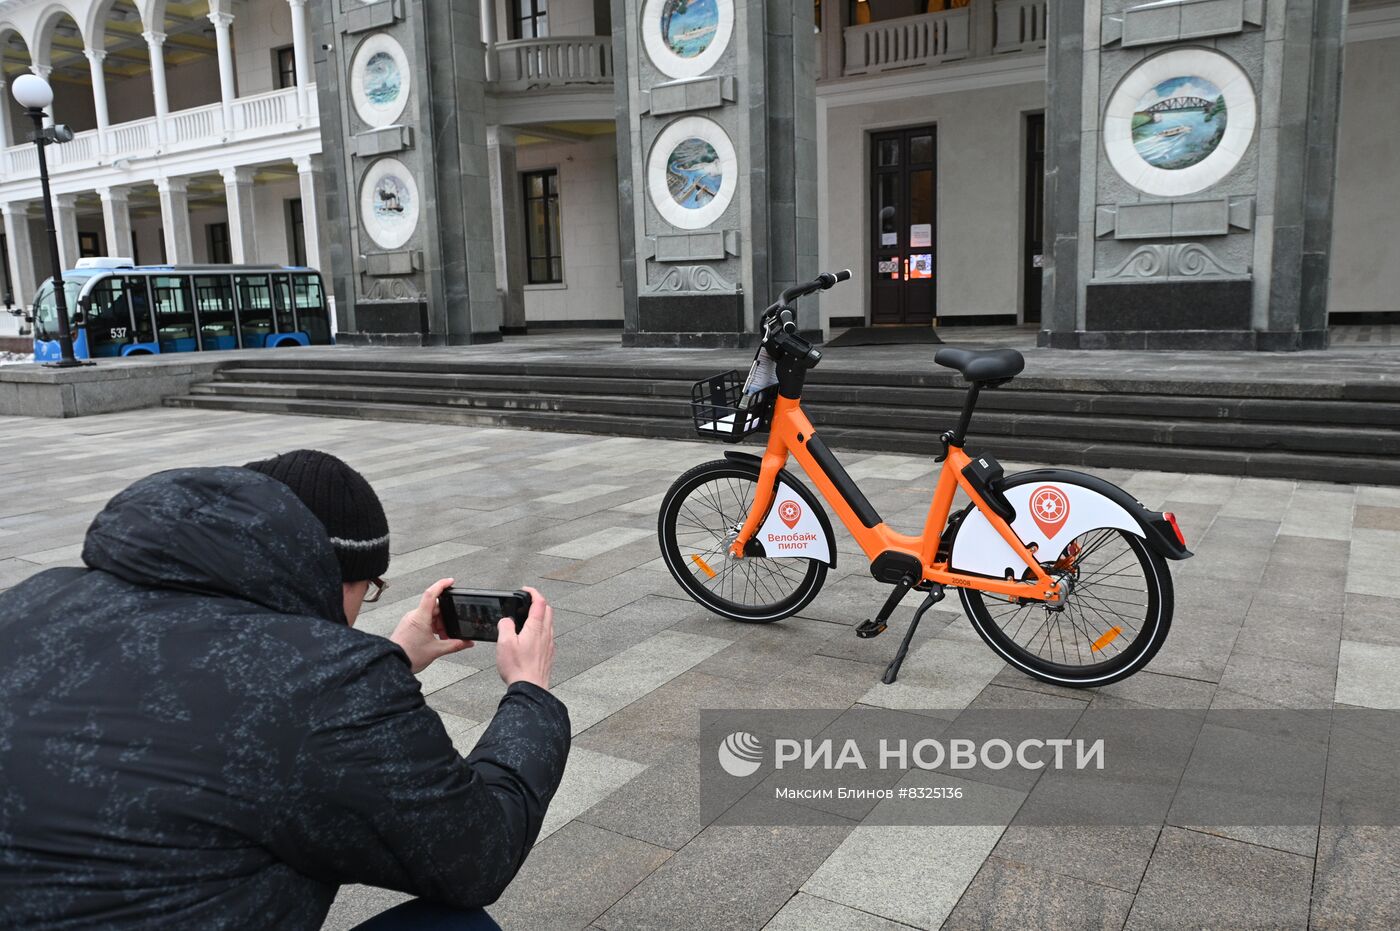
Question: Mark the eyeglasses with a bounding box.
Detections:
[363,578,388,604]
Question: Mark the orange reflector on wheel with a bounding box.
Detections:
[1091,626,1123,652]
[1164,511,1187,547]
[690,554,718,578]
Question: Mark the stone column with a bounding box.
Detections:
[29,65,54,126]
[1040,0,1347,351]
[0,79,10,148]
[1,203,38,307]
[143,31,170,144]
[480,0,499,82]
[54,194,80,271]
[614,0,819,345]
[98,187,134,258]
[293,155,323,269]
[84,49,111,153]
[313,0,501,344]
[487,126,526,332]
[208,12,237,134]
[156,177,194,264]
[220,167,257,263]
[286,0,312,120]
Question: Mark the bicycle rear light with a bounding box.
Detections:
[1163,511,1187,547]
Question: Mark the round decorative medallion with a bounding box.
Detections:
[642,0,734,79]
[647,116,737,230]
[350,32,410,128]
[1103,48,1256,197]
[359,158,419,249]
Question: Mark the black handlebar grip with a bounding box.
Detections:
[777,307,798,334]
[835,269,852,283]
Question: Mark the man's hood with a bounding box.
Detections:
[81,466,347,624]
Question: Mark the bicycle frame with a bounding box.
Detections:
[729,394,1063,604]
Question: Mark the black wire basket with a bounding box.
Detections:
[691,370,776,443]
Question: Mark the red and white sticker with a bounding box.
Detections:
[1030,485,1070,540]
[755,484,831,563]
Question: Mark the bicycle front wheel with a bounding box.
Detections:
[658,460,827,623]
[960,527,1173,687]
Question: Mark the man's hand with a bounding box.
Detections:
[496,586,555,690]
[391,577,471,674]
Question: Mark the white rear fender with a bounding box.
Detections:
[950,470,1190,577]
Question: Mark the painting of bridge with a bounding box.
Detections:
[1132,76,1229,171]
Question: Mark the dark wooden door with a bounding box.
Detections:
[870,126,937,326]
[1023,113,1045,324]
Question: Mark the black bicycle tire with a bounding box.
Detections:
[658,459,827,624]
[960,529,1173,687]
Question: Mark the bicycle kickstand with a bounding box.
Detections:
[882,585,945,685]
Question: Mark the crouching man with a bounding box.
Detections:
[0,450,568,930]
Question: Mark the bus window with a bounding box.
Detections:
[31,279,84,344]
[271,274,296,334]
[125,277,156,346]
[151,276,198,352]
[292,274,331,344]
[193,275,238,350]
[236,274,274,347]
[81,278,136,357]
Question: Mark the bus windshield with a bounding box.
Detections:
[32,279,86,342]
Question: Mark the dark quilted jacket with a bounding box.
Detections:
[0,467,571,929]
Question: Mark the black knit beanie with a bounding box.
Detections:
[243,449,390,583]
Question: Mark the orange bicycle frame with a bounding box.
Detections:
[729,395,1062,603]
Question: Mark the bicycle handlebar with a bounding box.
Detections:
[766,269,853,331]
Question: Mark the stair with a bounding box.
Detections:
[165,357,1400,485]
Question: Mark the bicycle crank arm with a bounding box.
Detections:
[856,573,917,638]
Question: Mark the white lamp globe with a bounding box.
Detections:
[12,73,54,110]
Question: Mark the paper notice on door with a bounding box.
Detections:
[910,224,932,247]
[881,232,898,246]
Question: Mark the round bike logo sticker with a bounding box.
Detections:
[778,500,803,529]
[1030,486,1070,540]
[718,731,763,777]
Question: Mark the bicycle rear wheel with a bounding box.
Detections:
[959,527,1172,687]
[658,460,827,623]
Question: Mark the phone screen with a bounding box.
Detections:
[439,590,529,642]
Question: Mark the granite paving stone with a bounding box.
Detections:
[0,406,1390,930]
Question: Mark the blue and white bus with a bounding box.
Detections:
[31,259,333,362]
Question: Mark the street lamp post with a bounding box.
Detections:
[12,73,90,367]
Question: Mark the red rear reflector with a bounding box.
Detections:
[1163,512,1186,547]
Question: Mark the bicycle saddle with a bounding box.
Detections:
[934,348,1025,383]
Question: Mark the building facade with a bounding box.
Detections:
[1,0,1397,346]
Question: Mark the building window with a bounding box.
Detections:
[275,46,297,89]
[522,169,562,284]
[511,0,549,39]
[288,199,307,267]
[79,232,102,258]
[208,222,232,264]
[0,233,13,305]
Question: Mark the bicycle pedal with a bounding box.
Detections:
[855,619,887,639]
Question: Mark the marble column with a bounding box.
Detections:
[480,0,499,82]
[156,177,194,264]
[54,194,80,271]
[293,155,322,269]
[287,0,312,120]
[208,12,237,134]
[29,64,54,126]
[487,126,526,331]
[1,203,38,307]
[84,49,111,153]
[98,187,134,259]
[143,31,170,144]
[220,167,257,264]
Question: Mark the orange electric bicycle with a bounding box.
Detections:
[658,270,1192,687]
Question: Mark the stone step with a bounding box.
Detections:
[165,390,1400,485]
[209,365,1400,427]
[186,380,1400,457]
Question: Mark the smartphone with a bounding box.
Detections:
[438,588,531,642]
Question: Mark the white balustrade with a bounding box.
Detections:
[0,85,313,186]
[494,36,614,90]
[994,0,1048,53]
[844,7,972,75]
